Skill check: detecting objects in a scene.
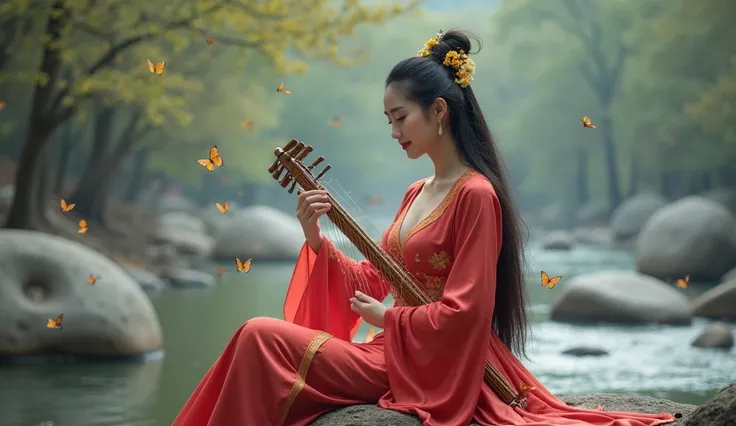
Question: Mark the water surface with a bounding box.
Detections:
[0,244,732,426]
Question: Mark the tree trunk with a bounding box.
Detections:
[5,127,52,229]
[600,114,622,210]
[54,121,74,195]
[71,109,143,223]
[627,153,639,197]
[123,148,150,203]
[4,0,70,229]
[575,148,590,207]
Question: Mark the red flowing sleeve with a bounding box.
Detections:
[378,182,502,425]
[283,236,391,341]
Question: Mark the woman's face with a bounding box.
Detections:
[383,84,437,160]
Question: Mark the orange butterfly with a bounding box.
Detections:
[207,37,215,45]
[364,327,376,343]
[88,274,98,285]
[215,200,229,213]
[276,81,291,95]
[216,266,227,278]
[235,257,252,273]
[241,120,254,130]
[541,271,562,289]
[580,115,596,128]
[329,116,341,127]
[60,199,75,212]
[676,274,689,289]
[0,100,5,111]
[197,145,224,171]
[78,219,88,234]
[147,59,166,76]
[47,313,63,330]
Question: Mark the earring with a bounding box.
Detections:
[438,123,443,136]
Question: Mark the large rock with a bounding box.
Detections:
[691,322,734,349]
[311,394,697,425]
[702,188,736,214]
[0,230,163,358]
[691,277,736,320]
[540,230,573,250]
[212,205,304,261]
[635,196,736,281]
[550,271,692,325]
[610,193,668,241]
[683,381,736,426]
[154,212,215,257]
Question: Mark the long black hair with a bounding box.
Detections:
[386,29,530,357]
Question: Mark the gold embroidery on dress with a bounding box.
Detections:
[327,242,338,260]
[277,331,332,426]
[414,252,420,263]
[428,251,452,271]
[400,169,476,252]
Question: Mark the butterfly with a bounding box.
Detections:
[676,274,689,289]
[88,274,98,285]
[364,327,376,343]
[207,37,215,45]
[78,219,88,234]
[0,100,5,111]
[241,120,254,130]
[580,115,596,128]
[329,116,341,127]
[47,313,63,330]
[216,266,227,278]
[215,201,229,214]
[519,382,536,393]
[276,81,291,95]
[60,199,75,212]
[541,271,562,289]
[147,59,166,76]
[236,190,244,197]
[235,257,252,273]
[197,145,224,171]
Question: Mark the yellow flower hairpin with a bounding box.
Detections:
[417,30,443,57]
[443,49,475,88]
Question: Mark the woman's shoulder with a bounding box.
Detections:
[456,170,499,204]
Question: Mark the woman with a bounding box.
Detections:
[173,30,676,426]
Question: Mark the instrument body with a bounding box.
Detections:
[268,139,523,407]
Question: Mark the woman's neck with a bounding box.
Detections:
[426,135,468,185]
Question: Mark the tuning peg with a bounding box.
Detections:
[288,179,298,194]
[291,141,305,157]
[308,156,324,172]
[268,159,280,174]
[280,173,292,188]
[314,164,331,181]
[272,163,285,180]
[283,139,298,151]
[295,145,313,162]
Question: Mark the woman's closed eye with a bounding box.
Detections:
[388,116,406,125]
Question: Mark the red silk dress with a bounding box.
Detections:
[172,169,676,426]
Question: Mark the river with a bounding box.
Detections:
[0,242,733,426]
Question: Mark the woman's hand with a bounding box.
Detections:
[296,189,331,253]
[350,291,386,328]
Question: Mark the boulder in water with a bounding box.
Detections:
[212,205,304,261]
[635,196,736,281]
[682,381,736,426]
[691,277,736,320]
[610,193,668,241]
[0,230,163,359]
[154,212,215,257]
[550,270,692,325]
[540,231,574,250]
[691,322,734,349]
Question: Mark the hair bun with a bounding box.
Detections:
[436,30,474,57]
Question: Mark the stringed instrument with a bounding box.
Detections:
[268,139,525,408]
